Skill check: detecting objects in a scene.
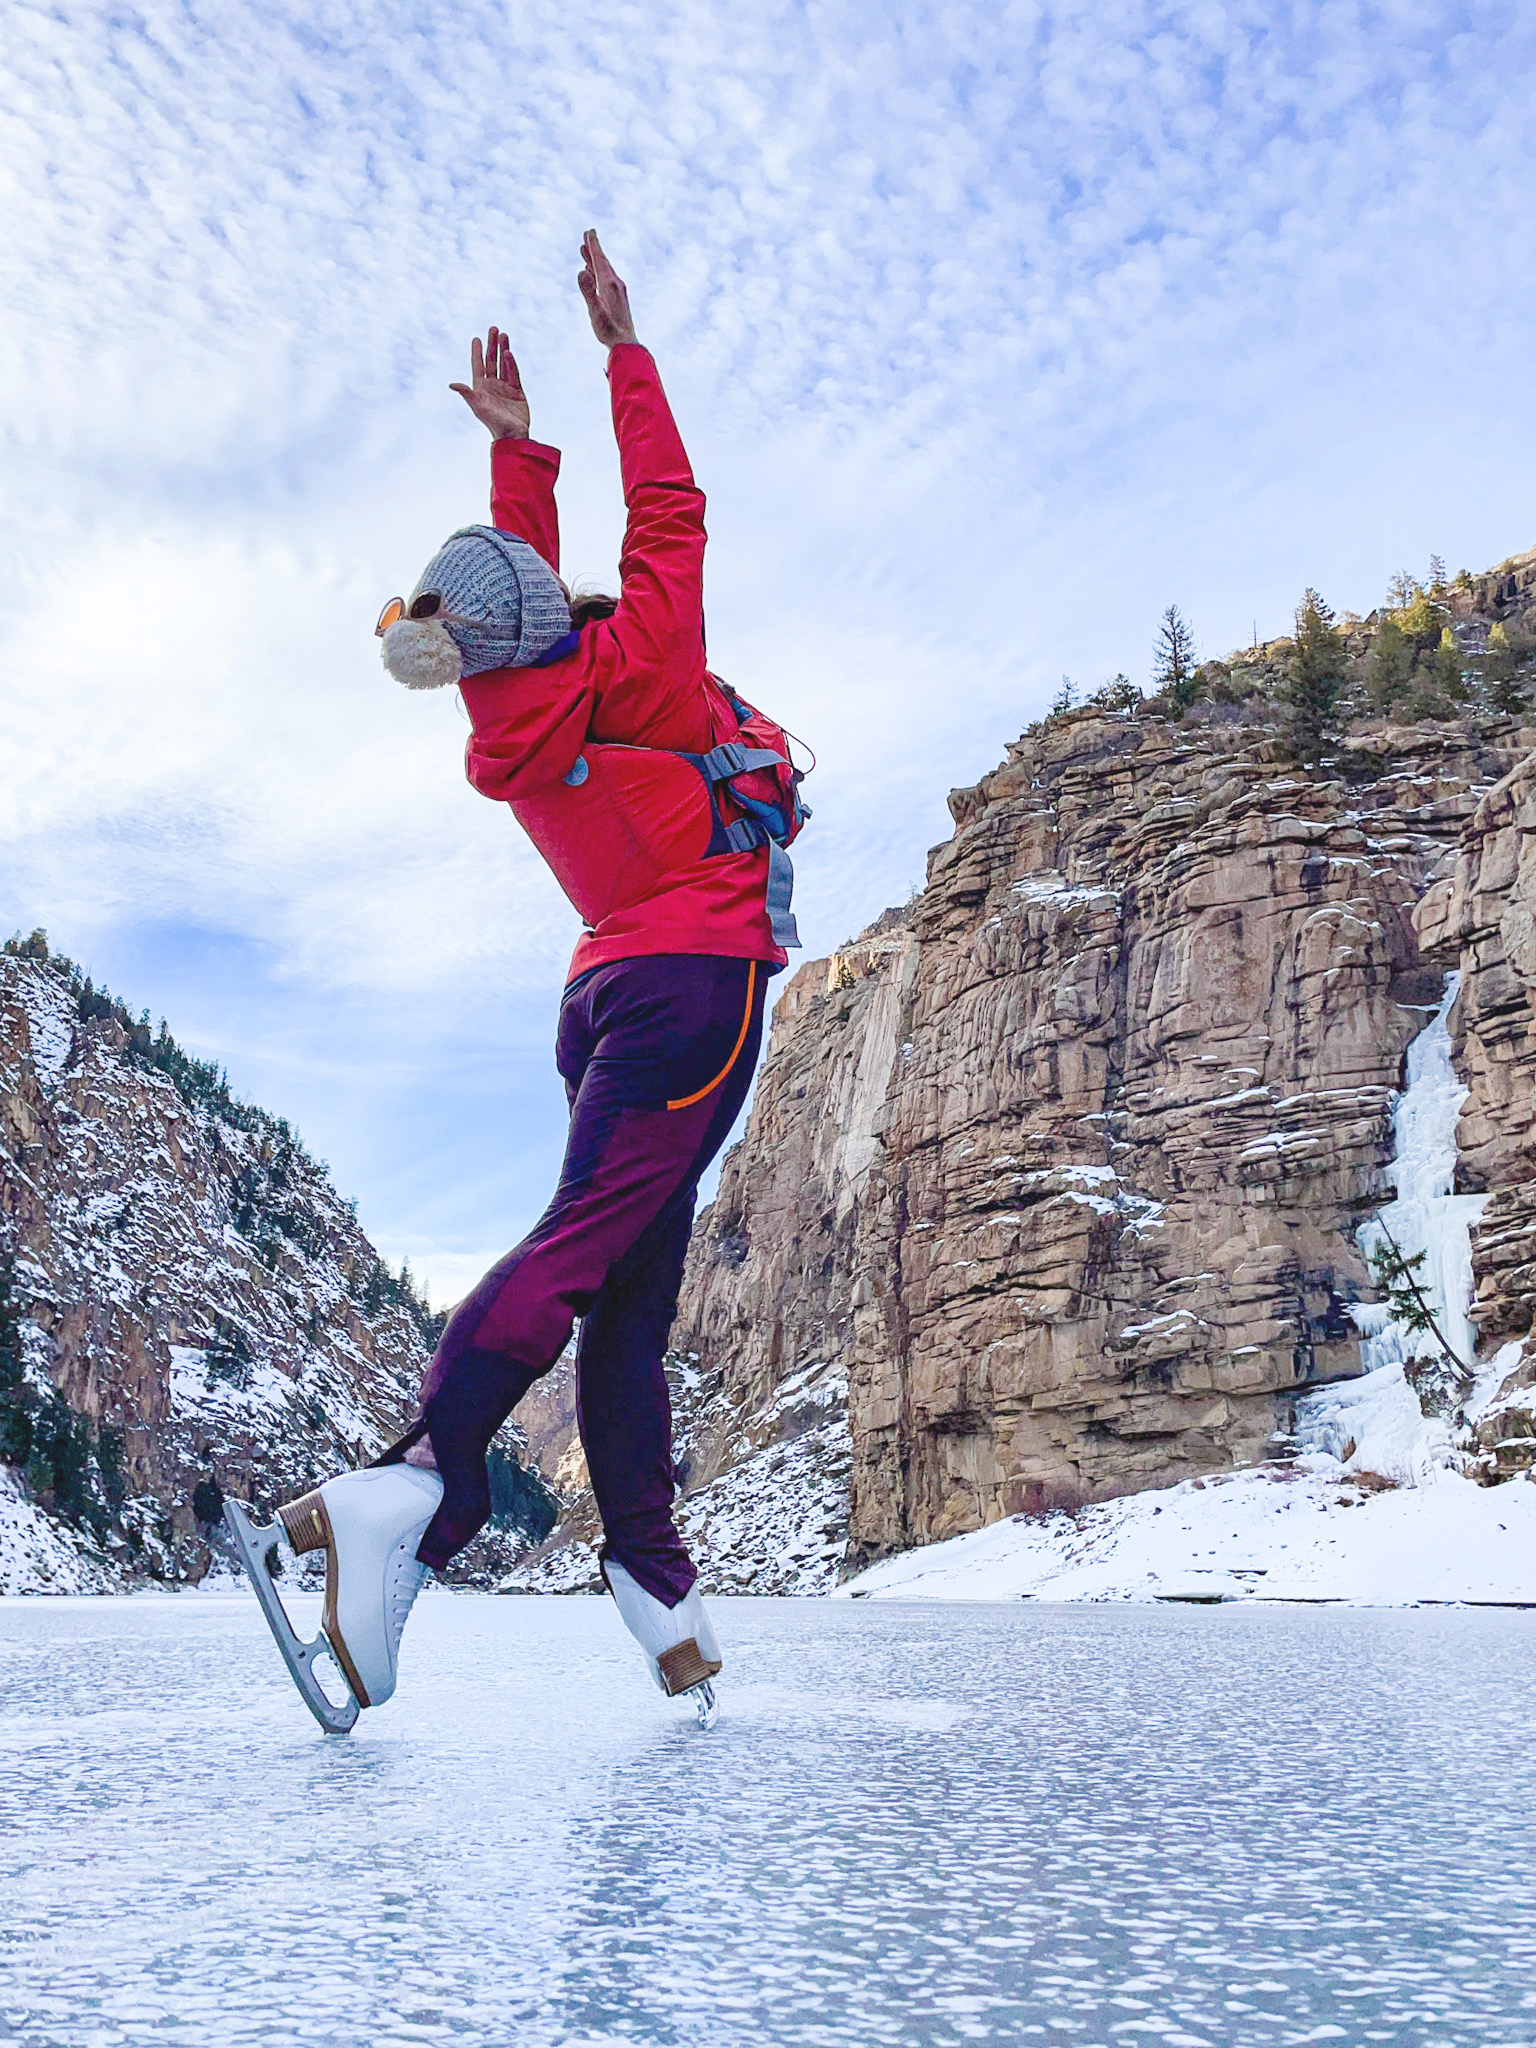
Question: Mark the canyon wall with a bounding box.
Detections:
[675,715,1531,1569]
[1418,747,1536,1472]
[511,547,1536,1589]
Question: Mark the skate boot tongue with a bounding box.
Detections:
[281,1467,444,1710]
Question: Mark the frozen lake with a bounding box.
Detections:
[1,1595,1534,2046]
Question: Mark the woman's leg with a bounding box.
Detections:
[388,955,766,1573]
[574,1168,708,1605]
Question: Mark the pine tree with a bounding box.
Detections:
[1282,588,1348,756]
[1368,1227,1470,1395]
[1428,627,1468,705]
[206,1316,254,1390]
[0,1254,22,1396]
[1152,606,1200,713]
[1484,624,1529,715]
[1367,619,1413,711]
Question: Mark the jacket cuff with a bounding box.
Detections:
[491,436,561,483]
[605,342,654,382]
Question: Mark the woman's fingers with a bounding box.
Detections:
[469,335,485,386]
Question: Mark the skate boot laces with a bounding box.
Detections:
[387,1547,431,1655]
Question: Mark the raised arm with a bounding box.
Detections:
[451,327,562,570]
[578,233,709,738]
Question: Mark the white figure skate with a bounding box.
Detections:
[226,1465,443,1734]
[602,1559,723,1729]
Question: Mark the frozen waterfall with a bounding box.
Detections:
[1296,973,1488,1480]
[1353,972,1487,1375]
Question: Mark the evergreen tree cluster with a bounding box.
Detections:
[486,1437,560,1545]
[1365,566,1535,721]
[4,928,275,1135]
[0,1251,125,1538]
[359,1255,446,1349]
[1133,553,1534,750]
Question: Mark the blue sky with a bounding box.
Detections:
[1,0,1532,1302]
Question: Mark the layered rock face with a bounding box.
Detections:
[674,713,1532,1568]
[1419,737,1536,1469]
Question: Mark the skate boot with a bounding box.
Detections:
[602,1559,723,1730]
[226,1466,443,1733]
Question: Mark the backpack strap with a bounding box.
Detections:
[716,814,799,947]
[695,741,787,781]
[762,836,801,949]
[685,744,801,948]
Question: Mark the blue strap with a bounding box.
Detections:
[764,837,801,949]
[718,815,800,946]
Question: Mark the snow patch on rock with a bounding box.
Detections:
[0,1468,114,1596]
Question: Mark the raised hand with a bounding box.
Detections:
[450,328,531,440]
[578,231,638,350]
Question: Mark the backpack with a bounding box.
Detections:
[683,681,812,949]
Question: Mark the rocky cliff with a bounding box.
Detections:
[511,545,1536,1589]
[1418,740,1536,1473]
[0,938,553,1591]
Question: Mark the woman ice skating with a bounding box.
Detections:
[228,233,808,1733]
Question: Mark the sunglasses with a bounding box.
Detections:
[374,594,519,639]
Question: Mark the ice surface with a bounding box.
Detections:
[2,1595,1535,2046]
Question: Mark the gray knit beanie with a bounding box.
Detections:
[380,525,572,689]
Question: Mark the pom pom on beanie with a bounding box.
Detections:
[380,618,465,691]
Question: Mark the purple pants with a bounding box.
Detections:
[383,953,767,1604]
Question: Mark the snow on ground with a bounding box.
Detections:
[837,1458,1536,1605]
[844,975,1536,1609]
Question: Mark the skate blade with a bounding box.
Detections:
[692,1680,719,1732]
[224,1499,360,1736]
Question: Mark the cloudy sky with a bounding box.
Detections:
[1,0,1531,1302]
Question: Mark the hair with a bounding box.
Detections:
[567,588,619,631]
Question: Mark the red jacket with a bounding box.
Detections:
[458,344,788,985]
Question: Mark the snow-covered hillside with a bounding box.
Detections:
[0,936,552,1593]
[499,1355,852,1596]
